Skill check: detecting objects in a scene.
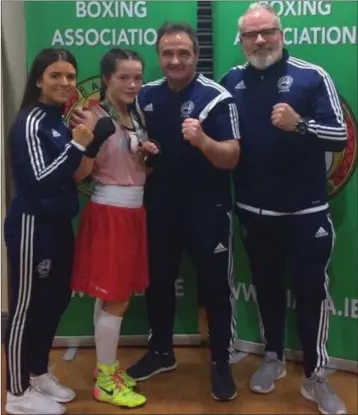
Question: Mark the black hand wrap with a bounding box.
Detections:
[85,117,116,159]
[142,139,161,168]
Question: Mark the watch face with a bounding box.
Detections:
[297,121,308,134]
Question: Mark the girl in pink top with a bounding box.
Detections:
[71,49,158,408]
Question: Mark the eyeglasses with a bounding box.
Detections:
[240,28,280,41]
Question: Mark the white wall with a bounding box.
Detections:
[1,1,27,313]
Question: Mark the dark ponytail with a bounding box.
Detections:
[128,102,146,131]
[99,85,106,102]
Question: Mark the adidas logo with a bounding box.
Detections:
[315,227,328,238]
[52,129,61,137]
[235,80,246,90]
[143,103,153,111]
[213,243,228,254]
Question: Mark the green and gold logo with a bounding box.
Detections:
[65,76,102,117]
[65,76,102,197]
[326,96,357,198]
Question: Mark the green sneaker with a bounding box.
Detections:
[93,362,146,408]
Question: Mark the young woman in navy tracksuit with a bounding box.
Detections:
[3,48,100,415]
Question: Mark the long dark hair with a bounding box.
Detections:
[99,48,145,129]
[20,48,78,110]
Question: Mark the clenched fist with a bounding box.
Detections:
[140,141,160,156]
[72,124,94,148]
[69,106,97,131]
[271,103,300,132]
[182,118,206,148]
[137,140,161,167]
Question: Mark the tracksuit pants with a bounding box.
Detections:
[4,212,74,395]
[145,200,236,363]
[237,207,334,377]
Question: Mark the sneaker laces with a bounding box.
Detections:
[31,372,60,385]
[258,353,282,377]
[48,373,61,384]
[310,373,336,396]
[112,373,130,394]
[264,352,280,363]
[142,350,158,362]
[97,372,130,398]
[131,350,160,369]
[113,371,126,386]
[115,368,133,382]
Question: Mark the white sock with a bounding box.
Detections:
[95,310,123,366]
[93,298,103,327]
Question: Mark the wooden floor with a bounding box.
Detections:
[2,345,357,414]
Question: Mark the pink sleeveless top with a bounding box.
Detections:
[91,105,146,186]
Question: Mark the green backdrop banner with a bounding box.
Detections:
[213,0,358,367]
[23,0,358,368]
[24,0,200,344]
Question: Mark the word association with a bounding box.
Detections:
[76,1,148,19]
[52,28,157,47]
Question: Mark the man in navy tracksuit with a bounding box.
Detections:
[126,22,241,401]
[220,3,347,414]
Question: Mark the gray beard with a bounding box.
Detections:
[248,50,283,70]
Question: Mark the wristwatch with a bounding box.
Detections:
[295,118,309,135]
